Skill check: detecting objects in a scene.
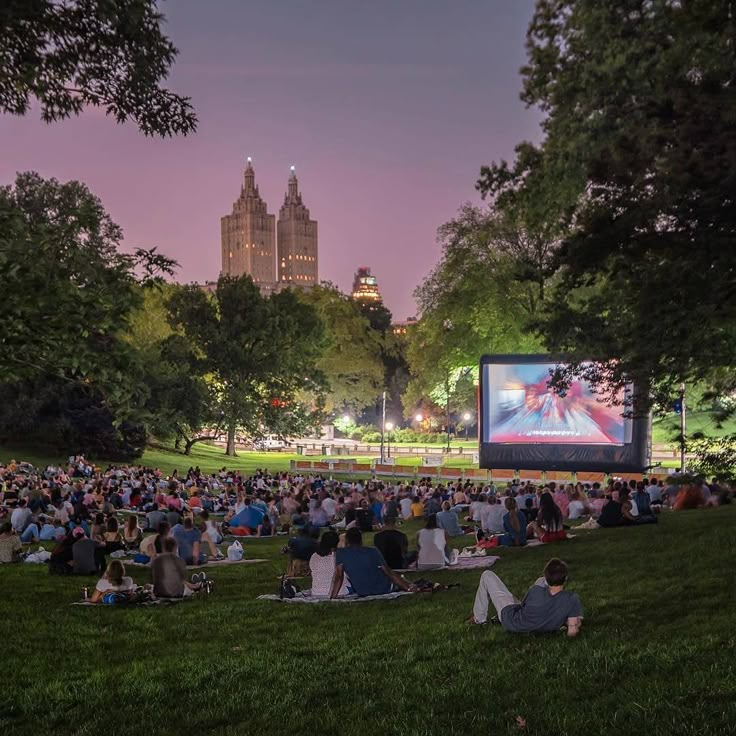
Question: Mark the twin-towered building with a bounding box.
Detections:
[220,158,318,293]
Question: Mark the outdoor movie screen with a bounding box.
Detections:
[479,355,649,473]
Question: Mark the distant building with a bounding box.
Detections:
[351,266,382,304]
[219,158,318,295]
[392,317,417,336]
[277,166,318,287]
[220,158,277,291]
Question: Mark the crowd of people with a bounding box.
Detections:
[0,455,730,631]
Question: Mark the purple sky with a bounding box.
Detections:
[1,0,541,320]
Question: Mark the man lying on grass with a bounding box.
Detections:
[467,558,583,636]
[330,527,418,598]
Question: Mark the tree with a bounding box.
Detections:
[298,284,384,414]
[0,0,196,136]
[0,172,176,418]
[478,0,736,411]
[404,204,544,418]
[167,276,327,456]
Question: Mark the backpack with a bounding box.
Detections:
[227,541,244,561]
[279,574,301,600]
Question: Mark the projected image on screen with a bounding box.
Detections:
[485,363,626,445]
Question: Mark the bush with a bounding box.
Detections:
[362,431,382,443]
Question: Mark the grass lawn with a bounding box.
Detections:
[0,442,476,478]
[1,507,735,735]
[651,410,736,444]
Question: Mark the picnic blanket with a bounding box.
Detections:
[258,591,414,604]
[395,555,499,573]
[127,557,267,570]
[224,532,288,540]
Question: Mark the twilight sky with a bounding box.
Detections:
[1,0,541,320]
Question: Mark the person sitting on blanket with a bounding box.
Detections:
[416,514,452,570]
[374,515,417,570]
[152,536,203,598]
[331,528,417,598]
[527,492,568,543]
[468,557,583,635]
[309,530,350,597]
[89,559,136,604]
[497,497,527,547]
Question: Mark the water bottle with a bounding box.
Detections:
[82,587,89,600]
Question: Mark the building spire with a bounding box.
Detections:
[243,156,255,194]
[285,164,300,205]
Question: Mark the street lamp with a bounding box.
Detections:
[415,413,423,423]
[385,421,394,459]
[342,414,351,424]
[463,412,471,441]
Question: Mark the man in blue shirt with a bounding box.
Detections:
[436,501,468,537]
[331,528,417,597]
[172,517,204,565]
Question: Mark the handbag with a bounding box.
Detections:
[279,574,301,599]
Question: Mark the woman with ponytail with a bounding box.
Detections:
[497,497,527,547]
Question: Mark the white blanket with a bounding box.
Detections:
[258,591,414,604]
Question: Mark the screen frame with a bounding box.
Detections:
[479,354,650,473]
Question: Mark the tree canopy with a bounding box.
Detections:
[167,277,328,455]
[0,0,196,136]
[478,0,736,410]
[297,284,384,414]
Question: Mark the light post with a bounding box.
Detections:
[380,390,387,463]
[386,421,394,460]
[679,383,686,473]
[463,412,471,441]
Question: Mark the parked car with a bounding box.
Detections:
[253,435,288,451]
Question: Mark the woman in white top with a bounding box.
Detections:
[309,531,350,597]
[416,514,449,570]
[90,560,135,603]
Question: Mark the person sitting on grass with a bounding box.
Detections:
[436,501,470,537]
[102,516,125,554]
[374,514,417,570]
[309,530,350,597]
[497,497,527,547]
[527,492,568,543]
[151,536,203,598]
[597,485,638,527]
[286,526,319,577]
[0,523,22,563]
[172,517,205,566]
[331,527,417,598]
[410,496,424,519]
[123,514,143,548]
[467,557,583,636]
[89,559,136,604]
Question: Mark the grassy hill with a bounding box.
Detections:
[0,508,734,735]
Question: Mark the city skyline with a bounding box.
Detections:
[0,0,540,318]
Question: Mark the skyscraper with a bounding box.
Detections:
[220,157,277,289]
[351,266,382,303]
[277,166,318,287]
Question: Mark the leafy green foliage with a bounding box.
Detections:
[0,0,196,136]
[0,172,176,417]
[297,284,384,413]
[687,434,736,483]
[167,277,328,454]
[404,205,544,416]
[478,0,736,410]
